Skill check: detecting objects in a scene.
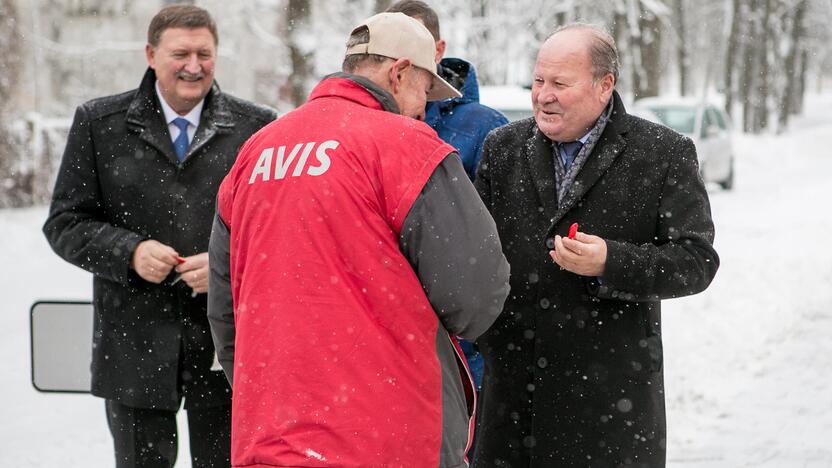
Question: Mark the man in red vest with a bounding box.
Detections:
[207,12,510,468]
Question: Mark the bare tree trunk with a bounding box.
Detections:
[741,0,759,132]
[626,0,645,99]
[612,1,628,62]
[790,1,808,116]
[0,0,20,120]
[778,0,807,131]
[639,5,662,98]
[287,0,314,108]
[795,49,808,114]
[0,0,26,208]
[753,0,772,132]
[724,0,742,116]
[674,0,689,96]
[470,0,492,84]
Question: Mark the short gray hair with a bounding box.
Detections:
[342,25,390,72]
[148,4,218,47]
[386,0,441,41]
[551,23,619,85]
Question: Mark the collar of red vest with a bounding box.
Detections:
[309,73,401,115]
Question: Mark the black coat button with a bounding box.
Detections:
[539,298,550,309]
[537,357,548,368]
[545,238,555,249]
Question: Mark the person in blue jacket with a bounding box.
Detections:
[387,1,508,391]
[425,57,509,181]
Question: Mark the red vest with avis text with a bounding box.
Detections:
[216,77,457,467]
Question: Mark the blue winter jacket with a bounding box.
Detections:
[426,59,508,389]
[425,58,509,182]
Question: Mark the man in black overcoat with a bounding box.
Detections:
[473,24,719,467]
[42,5,275,467]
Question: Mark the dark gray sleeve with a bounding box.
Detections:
[207,211,235,385]
[399,154,510,341]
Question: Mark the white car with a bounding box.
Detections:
[479,85,533,122]
[631,97,735,190]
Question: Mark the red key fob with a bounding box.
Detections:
[568,223,579,239]
[176,256,186,264]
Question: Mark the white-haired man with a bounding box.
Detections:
[474,24,718,467]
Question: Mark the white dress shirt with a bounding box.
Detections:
[155,80,204,145]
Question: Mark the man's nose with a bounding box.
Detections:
[537,87,557,104]
[183,54,201,73]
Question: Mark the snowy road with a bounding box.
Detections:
[663,94,832,466]
[2,95,831,466]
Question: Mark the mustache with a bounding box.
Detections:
[176,70,205,80]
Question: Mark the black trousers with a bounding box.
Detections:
[105,399,231,468]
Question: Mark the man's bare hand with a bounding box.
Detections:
[130,240,179,283]
[549,231,607,277]
[175,252,209,294]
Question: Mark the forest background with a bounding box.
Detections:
[0,0,830,207]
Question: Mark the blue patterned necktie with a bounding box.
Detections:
[172,117,190,161]
[559,141,583,171]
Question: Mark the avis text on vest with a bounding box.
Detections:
[249,140,339,184]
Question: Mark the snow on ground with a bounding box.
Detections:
[663,94,832,467]
[0,208,193,467]
[1,95,831,466]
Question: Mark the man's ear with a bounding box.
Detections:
[435,39,446,63]
[145,44,156,69]
[387,58,412,94]
[598,73,615,102]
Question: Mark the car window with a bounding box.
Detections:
[708,107,727,130]
[646,106,696,135]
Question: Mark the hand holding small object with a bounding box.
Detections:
[174,252,209,295]
[131,240,179,283]
[549,230,607,277]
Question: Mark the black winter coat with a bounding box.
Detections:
[473,91,718,467]
[43,68,276,410]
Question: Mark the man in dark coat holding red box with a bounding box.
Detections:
[473,24,719,467]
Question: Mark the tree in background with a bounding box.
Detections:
[722,0,824,133]
[614,0,667,100]
[673,0,689,96]
[286,0,315,107]
[3,0,832,208]
[754,0,773,132]
[778,0,808,131]
[444,0,828,134]
[0,0,26,208]
[724,0,742,116]
[455,0,569,86]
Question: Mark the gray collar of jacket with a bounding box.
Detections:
[324,72,401,115]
